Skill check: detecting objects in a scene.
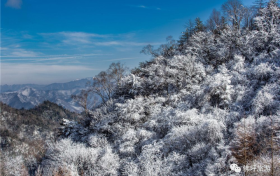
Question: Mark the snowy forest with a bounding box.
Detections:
[1,0,280,175]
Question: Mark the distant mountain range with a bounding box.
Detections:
[0,78,93,112]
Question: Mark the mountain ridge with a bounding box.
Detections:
[0,77,94,112]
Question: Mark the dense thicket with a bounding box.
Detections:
[5,0,280,176]
[0,101,82,175]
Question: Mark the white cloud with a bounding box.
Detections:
[94,41,161,46]
[0,47,42,57]
[138,5,146,8]
[22,34,33,39]
[9,49,40,57]
[59,32,107,38]
[40,31,161,47]
[0,47,8,50]
[130,5,161,10]
[1,56,76,61]
[40,32,109,45]
[94,41,121,46]
[104,57,138,62]
[78,53,112,57]
[61,32,101,44]
[1,63,97,85]
[5,0,22,9]
[0,52,116,68]
[1,53,111,62]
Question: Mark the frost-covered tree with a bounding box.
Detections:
[141,36,177,58]
[252,0,280,55]
[207,9,222,32]
[230,117,258,167]
[88,62,128,104]
[222,0,247,30]
[71,89,91,116]
[37,1,280,175]
[40,138,120,176]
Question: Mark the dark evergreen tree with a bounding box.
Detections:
[194,17,205,32]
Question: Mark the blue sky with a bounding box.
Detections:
[1,0,254,85]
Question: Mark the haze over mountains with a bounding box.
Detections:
[0,78,93,112]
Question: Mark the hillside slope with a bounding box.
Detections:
[22,1,280,176]
[0,101,82,175]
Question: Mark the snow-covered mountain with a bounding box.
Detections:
[36,2,280,175]
[2,2,280,175]
[0,78,93,112]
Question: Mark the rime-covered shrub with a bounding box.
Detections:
[40,138,120,176]
[38,1,280,176]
